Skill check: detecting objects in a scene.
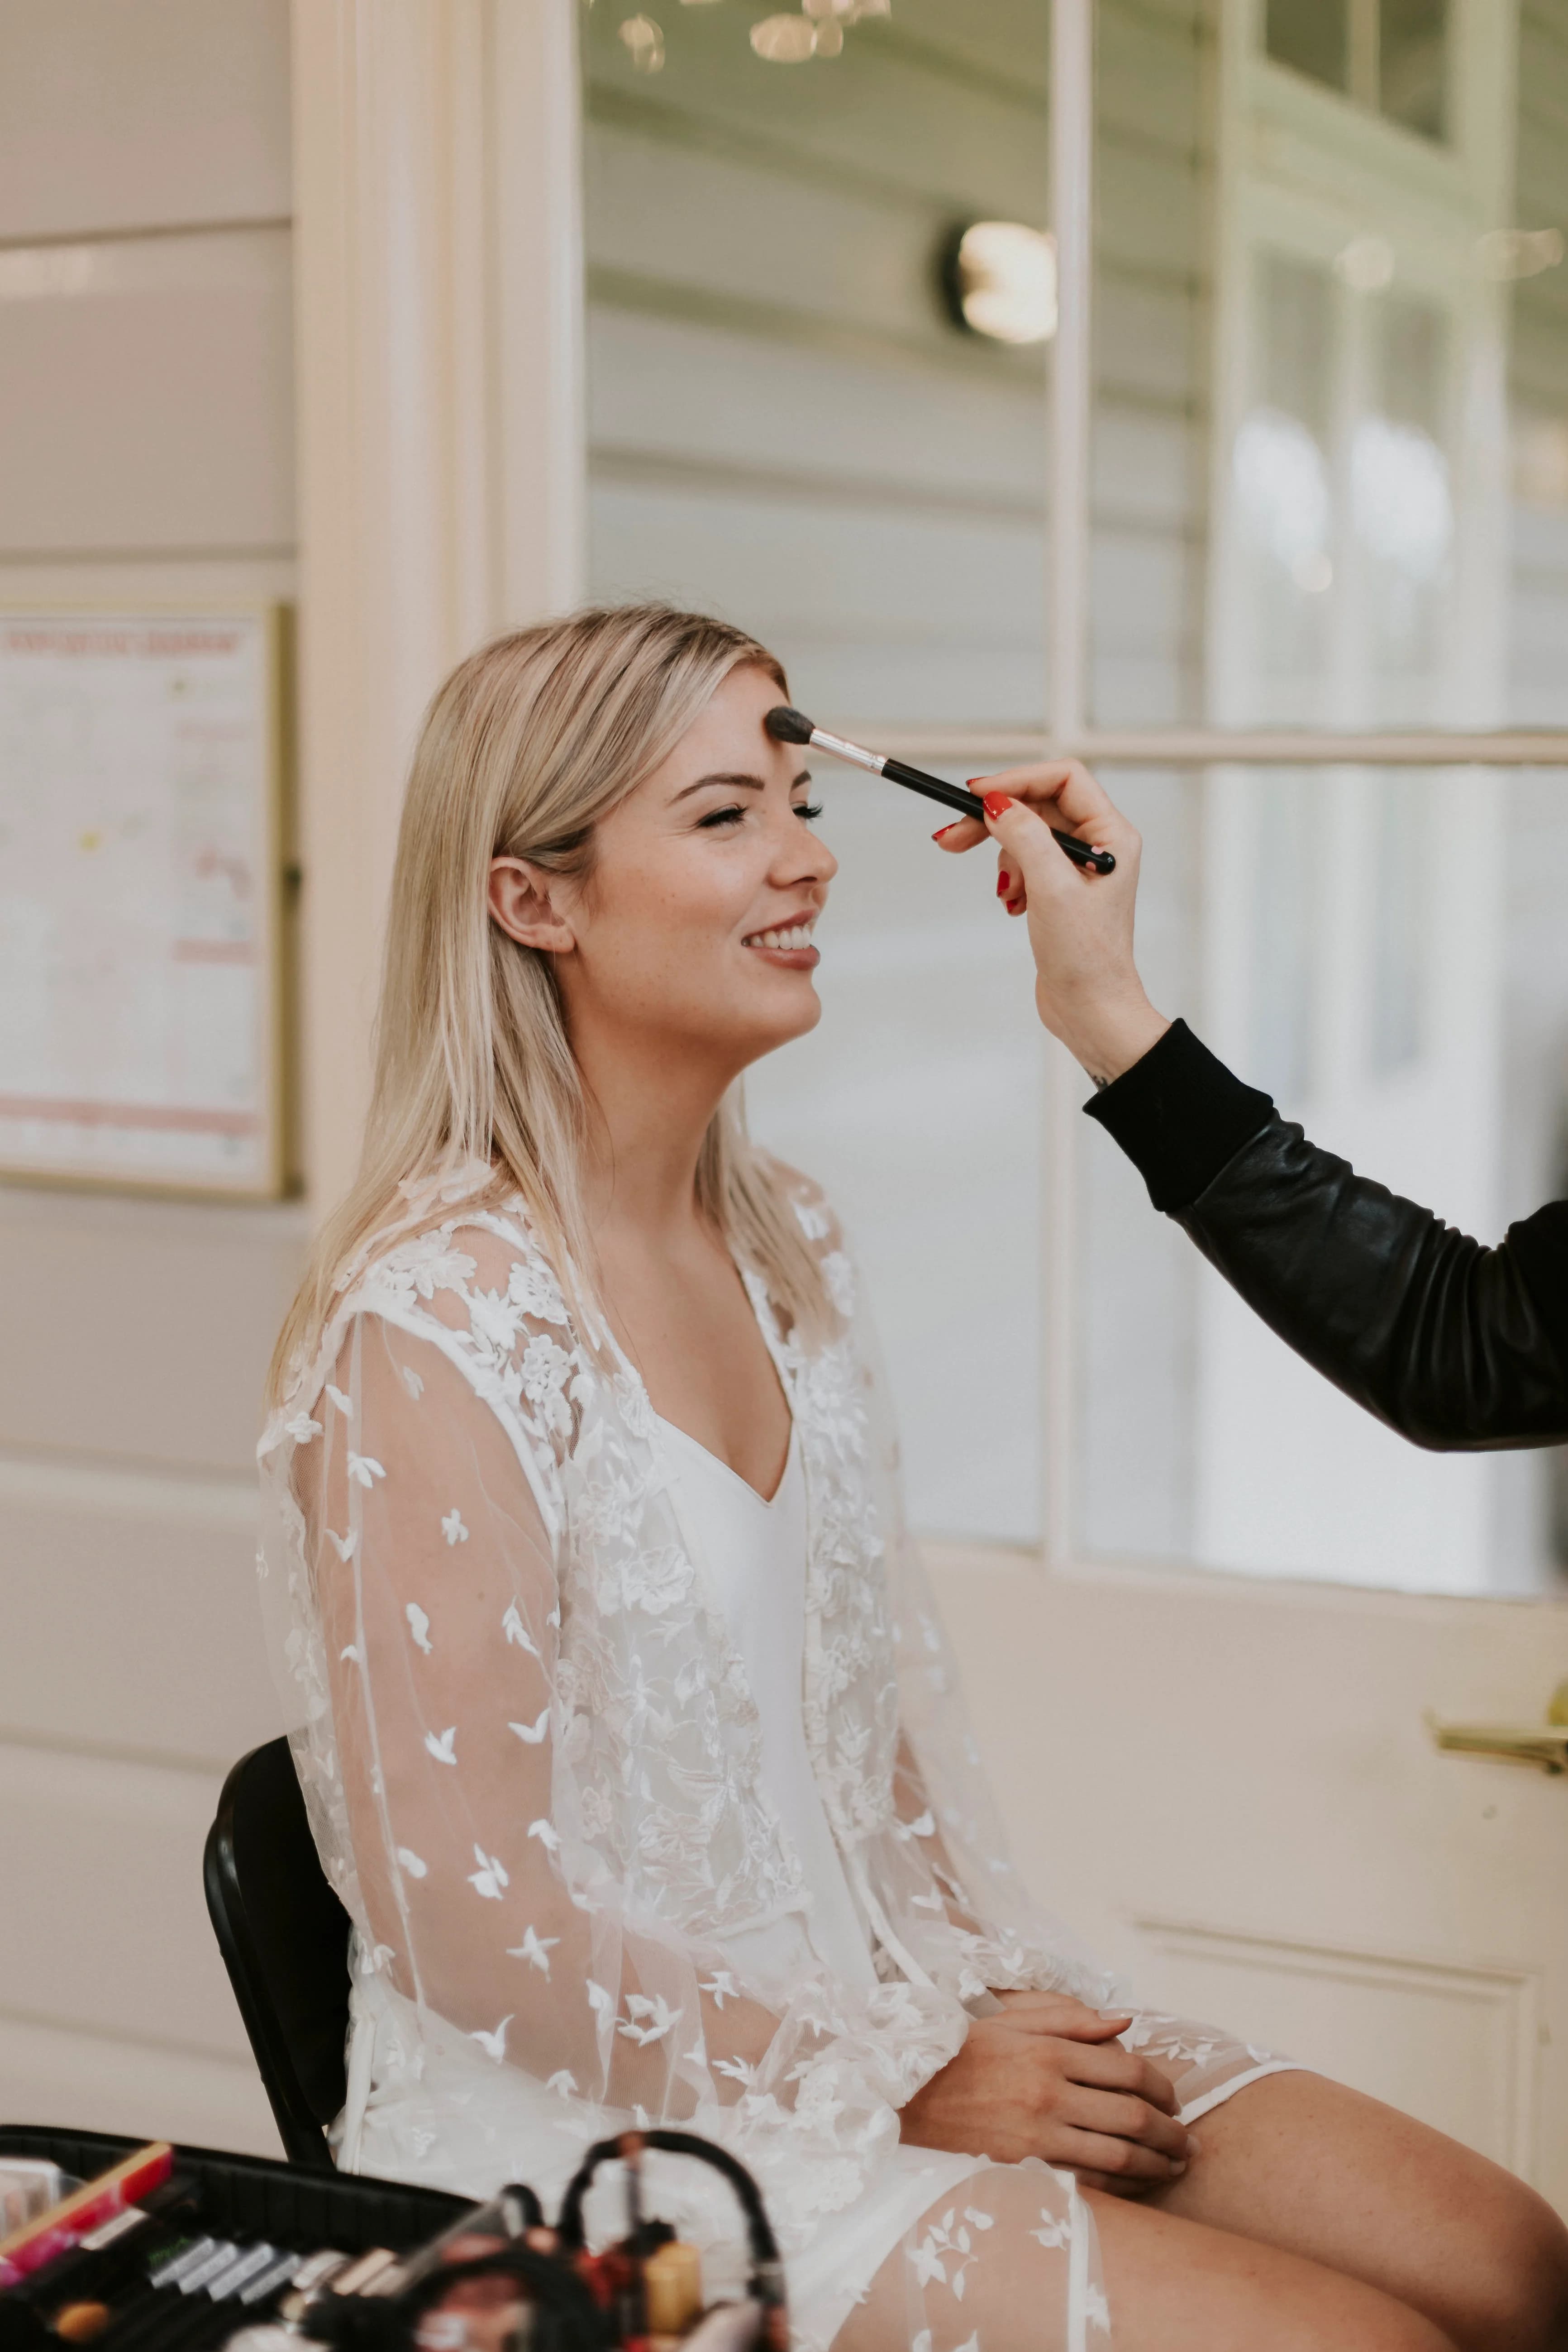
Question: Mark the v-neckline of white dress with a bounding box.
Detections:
[653,1410,799,1509]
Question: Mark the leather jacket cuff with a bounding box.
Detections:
[1083,1019,1277,1212]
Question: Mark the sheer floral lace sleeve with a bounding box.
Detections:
[298,1309,781,2115]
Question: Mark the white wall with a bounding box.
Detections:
[0,0,299,2153]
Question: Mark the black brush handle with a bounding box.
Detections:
[880,757,1115,873]
[881,757,985,821]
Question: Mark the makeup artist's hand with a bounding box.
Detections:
[932,761,1169,1088]
[899,1990,1192,2195]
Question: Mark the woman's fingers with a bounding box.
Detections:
[1055,2125,1188,2185]
[976,759,1128,847]
[931,816,987,853]
[1064,2039,1182,2115]
[1063,2085,1191,2164]
[994,1992,1133,2040]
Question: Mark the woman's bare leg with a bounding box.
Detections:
[1141,2071,1568,2352]
[832,2161,1457,2352]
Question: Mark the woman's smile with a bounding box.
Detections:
[742,911,820,968]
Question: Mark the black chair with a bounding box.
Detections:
[204,1737,353,2171]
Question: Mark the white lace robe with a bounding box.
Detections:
[257,1176,1294,2350]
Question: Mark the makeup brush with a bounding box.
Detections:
[763,706,1115,874]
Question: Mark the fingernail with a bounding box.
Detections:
[1007,900,1024,916]
[932,823,959,841]
[982,791,1014,821]
[1185,2133,1202,2154]
[1170,2161,1187,2176]
[996,871,1010,898]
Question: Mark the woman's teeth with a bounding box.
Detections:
[746,923,814,951]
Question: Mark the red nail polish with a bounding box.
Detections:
[932,823,958,841]
[996,871,1010,898]
[982,790,1015,820]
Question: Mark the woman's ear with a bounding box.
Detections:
[487,857,577,954]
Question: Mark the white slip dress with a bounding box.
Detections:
[654,1413,994,2334]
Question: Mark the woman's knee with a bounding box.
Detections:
[1436,2179,1568,2352]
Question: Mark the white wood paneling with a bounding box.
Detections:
[1135,1919,1539,2174]
[0,0,299,2145]
[0,2013,280,2157]
[0,0,291,242]
[0,229,294,554]
[590,479,1045,725]
[584,116,965,349]
[0,1744,247,2060]
[0,1464,277,1765]
[0,1188,308,1474]
[589,310,1045,507]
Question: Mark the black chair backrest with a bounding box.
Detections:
[204,1737,352,2171]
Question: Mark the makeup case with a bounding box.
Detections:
[0,2128,470,2262]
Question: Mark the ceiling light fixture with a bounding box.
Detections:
[750,0,889,62]
[610,0,889,74]
[941,220,1058,346]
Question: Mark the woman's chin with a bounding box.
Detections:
[732,981,824,1061]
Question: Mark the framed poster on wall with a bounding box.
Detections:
[0,606,292,1198]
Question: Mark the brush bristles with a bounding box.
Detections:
[764,704,816,746]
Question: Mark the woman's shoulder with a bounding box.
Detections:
[268,1188,577,1440]
[351,1195,560,1322]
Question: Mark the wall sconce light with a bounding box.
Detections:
[940,220,1057,345]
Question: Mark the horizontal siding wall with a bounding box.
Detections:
[581,9,1052,729]
[0,0,298,2154]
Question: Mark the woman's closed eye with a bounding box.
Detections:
[695,800,823,830]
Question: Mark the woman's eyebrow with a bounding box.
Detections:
[670,766,812,802]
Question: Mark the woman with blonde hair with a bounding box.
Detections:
[259,606,1565,2352]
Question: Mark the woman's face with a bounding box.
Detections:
[503,663,838,1079]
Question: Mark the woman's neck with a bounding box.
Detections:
[573,1024,736,1247]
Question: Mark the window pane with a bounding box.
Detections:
[1266,0,1349,92]
[1510,4,1568,722]
[581,0,1049,729]
[1380,0,1449,140]
[1092,0,1566,728]
[580,4,1050,1539]
[1076,764,1568,1596]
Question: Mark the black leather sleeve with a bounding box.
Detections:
[1086,1021,1568,1451]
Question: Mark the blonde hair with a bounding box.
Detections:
[269,604,834,1407]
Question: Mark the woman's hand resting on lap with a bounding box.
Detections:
[899,1993,1192,2196]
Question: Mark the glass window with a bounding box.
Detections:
[1076,759,1568,1595]
[579,0,1049,728]
[1379,0,1449,139]
[1265,0,1449,138]
[581,0,1568,1595]
[1266,0,1349,94]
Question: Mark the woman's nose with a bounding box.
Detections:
[771,808,837,886]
